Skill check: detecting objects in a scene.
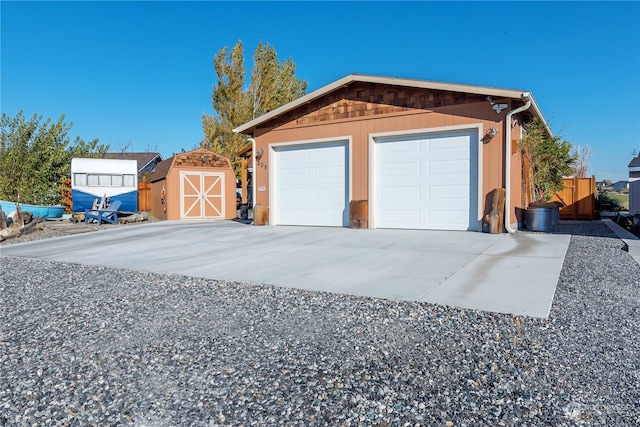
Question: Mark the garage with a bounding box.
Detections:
[373,130,478,230]
[235,74,549,232]
[272,141,349,226]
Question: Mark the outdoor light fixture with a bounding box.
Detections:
[492,103,508,113]
[487,127,498,138]
[255,148,264,161]
[486,96,508,113]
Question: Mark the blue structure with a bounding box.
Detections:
[71,158,138,213]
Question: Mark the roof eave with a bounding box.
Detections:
[233,74,533,135]
[521,92,553,138]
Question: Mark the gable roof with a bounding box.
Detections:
[103,152,163,172]
[629,155,640,171]
[233,73,550,135]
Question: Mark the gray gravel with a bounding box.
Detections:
[1,221,639,426]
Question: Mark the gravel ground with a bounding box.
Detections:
[1,221,639,426]
[0,218,156,246]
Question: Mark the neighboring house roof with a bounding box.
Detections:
[603,181,629,192]
[103,152,163,173]
[629,155,640,172]
[233,73,551,136]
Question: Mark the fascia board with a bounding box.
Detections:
[521,92,554,138]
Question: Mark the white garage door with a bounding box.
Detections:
[374,130,478,230]
[274,141,349,226]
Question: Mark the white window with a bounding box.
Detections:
[82,174,133,187]
[124,174,136,187]
[98,175,112,186]
[74,173,87,186]
[88,174,100,186]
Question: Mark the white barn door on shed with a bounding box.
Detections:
[373,130,478,230]
[180,171,225,219]
[273,141,349,227]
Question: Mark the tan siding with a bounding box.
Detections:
[151,178,168,220]
[254,101,510,225]
[245,81,539,229]
[151,149,236,220]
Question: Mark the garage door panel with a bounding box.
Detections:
[375,130,477,231]
[275,141,349,227]
[279,210,311,224]
[315,209,344,221]
[315,188,344,201]
[315,166,344,180]
[379,138,422,153]
[381,209,421,225]
[280,188,310,202]
[280,167,310,181]
[381,161,421,176]
[430,160,469,175]
[430,185,468,200]
[281,148,312,161]
[428,139,467,149]
[381,186,421,200]
[430,210,469,226]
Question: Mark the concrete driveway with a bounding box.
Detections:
[0,220,571,318]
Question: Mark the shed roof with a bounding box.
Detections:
[150,157,174,182]
[149,148,232,183]
[233,74,550,135]
[629,155,640,172]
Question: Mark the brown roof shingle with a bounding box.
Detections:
[150,157,174,182]
[103,152,162,172]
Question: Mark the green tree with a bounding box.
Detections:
[0,111,107,205]
[202,40,307,176]
[519,118,575,203]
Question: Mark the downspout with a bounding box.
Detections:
[504,95,532,233]
[247,137,256,209]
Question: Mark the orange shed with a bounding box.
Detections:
[150,148,236,220]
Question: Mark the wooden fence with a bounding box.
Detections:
[138,181,151,212]
[552,176,595,220]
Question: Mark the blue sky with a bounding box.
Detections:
[2,1,639,182]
